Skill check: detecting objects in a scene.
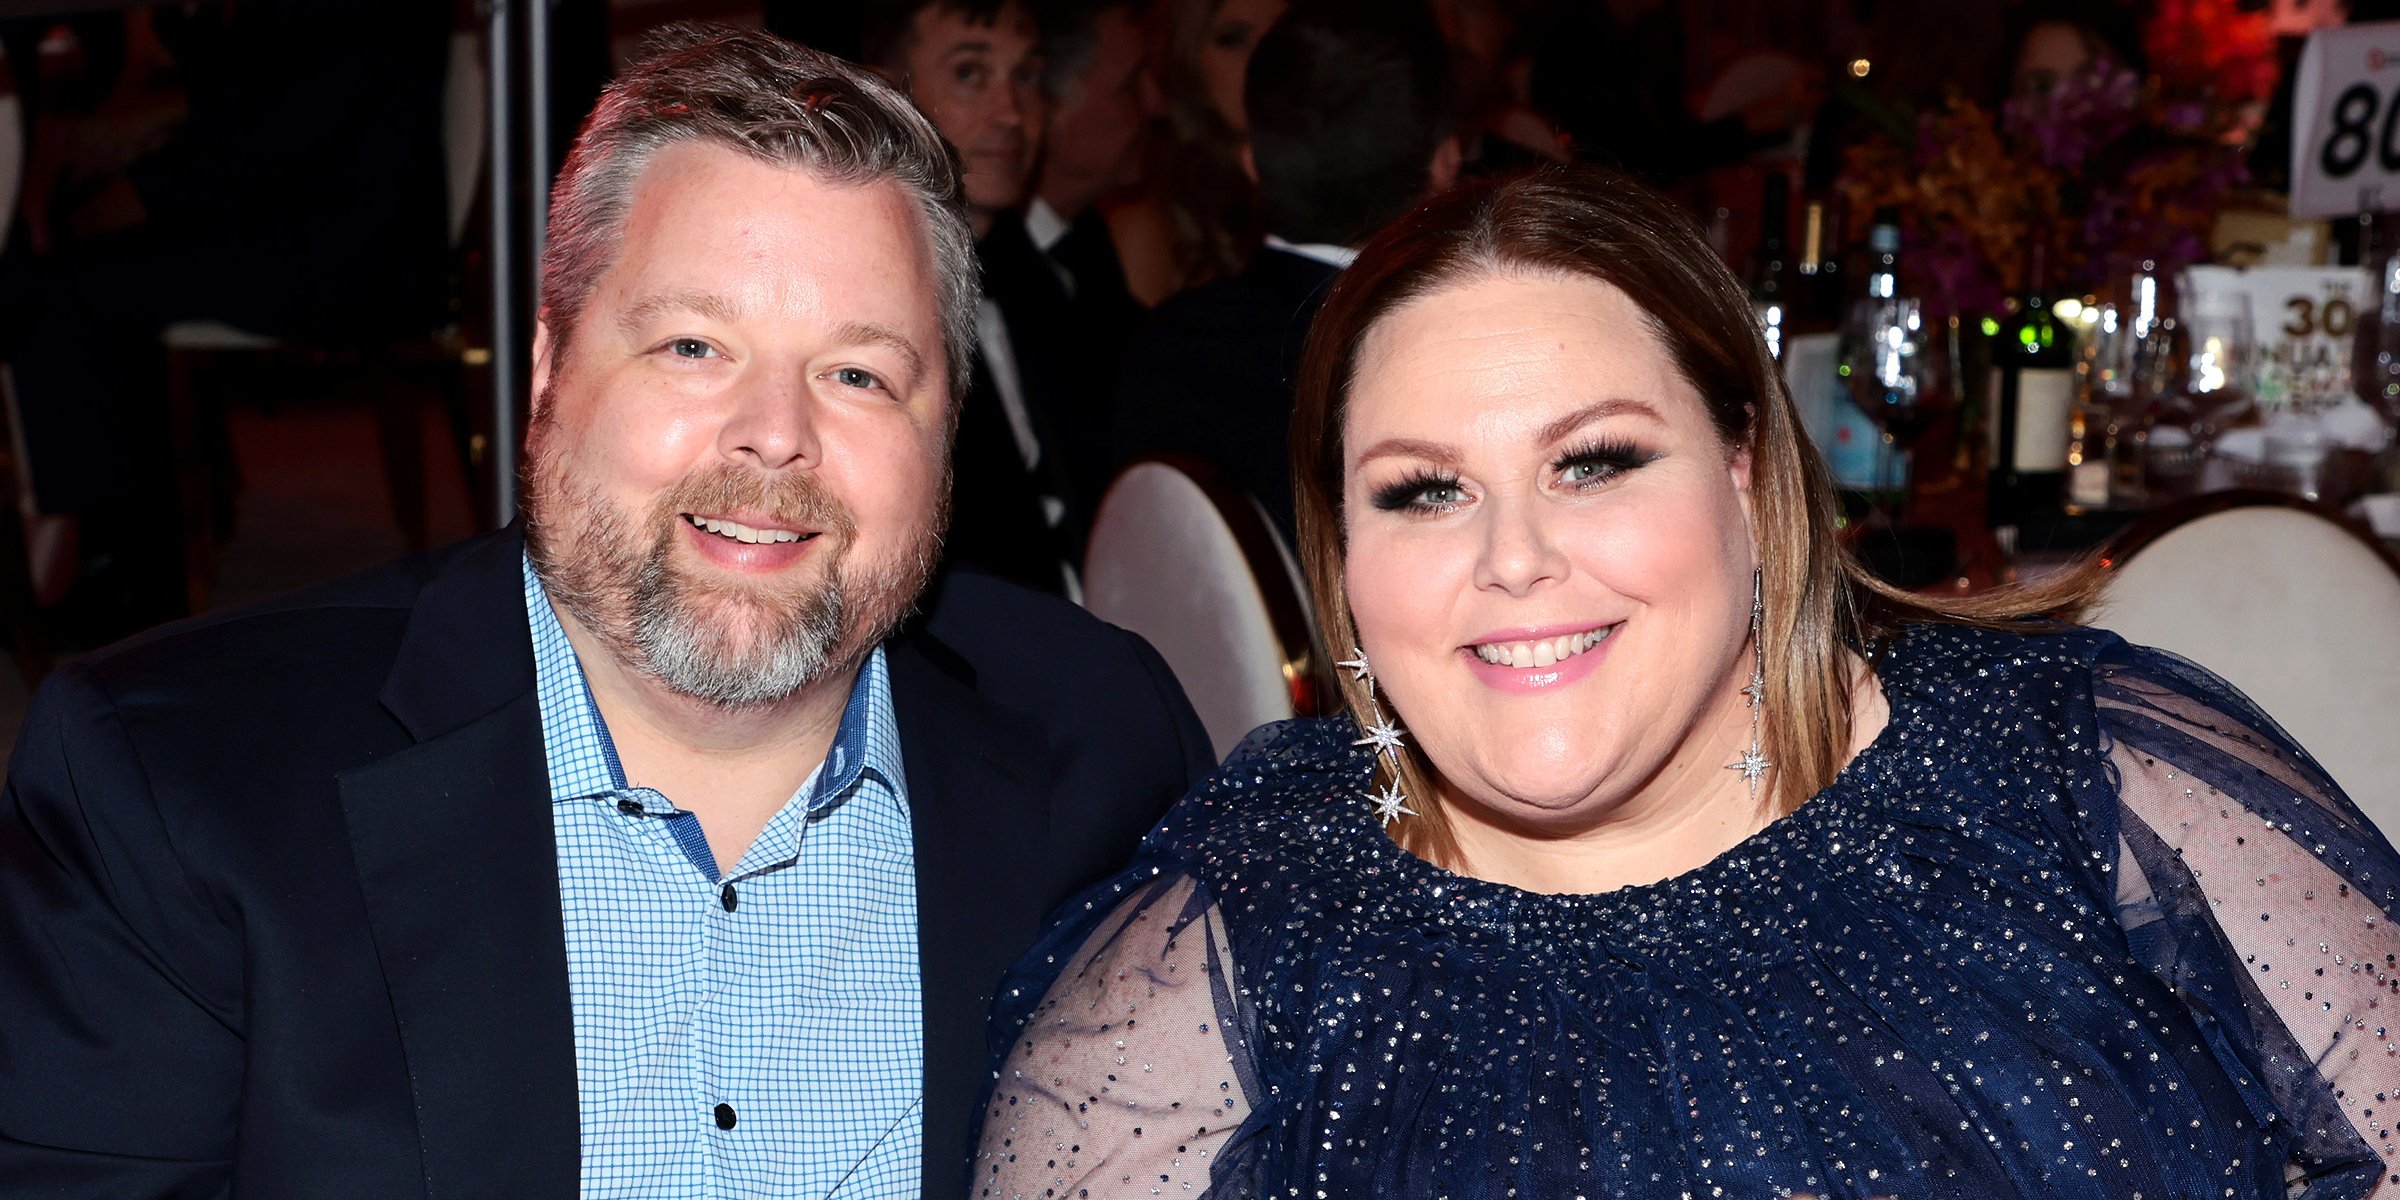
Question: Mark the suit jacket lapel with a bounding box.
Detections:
[338,528,581,1199]
[888,634,1053,1196]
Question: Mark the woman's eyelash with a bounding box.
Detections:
[1368,441,1657,513]
[1554,438,1658,483]
[1370,470,1465,512]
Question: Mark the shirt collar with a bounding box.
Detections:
[522,554,905,815]
[1264,233,1359,269]
[1024,197,1072,254]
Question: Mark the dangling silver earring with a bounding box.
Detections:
[1339,647,1417,824]
[1726,569,1773,799]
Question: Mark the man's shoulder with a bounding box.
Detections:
[902,567,1200,749]
[911,567,1148,674]
[63,533,505,714]
[1141,260,1321,336]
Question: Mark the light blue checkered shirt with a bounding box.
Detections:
[525,558,922,1199]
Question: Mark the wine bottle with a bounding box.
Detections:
[1986,244,2075,541]
[1795,198,1847,330]
[1826,207,1913,499]
[1749,175,1792,360]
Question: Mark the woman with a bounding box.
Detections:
[972,167,2400,1198]
[1104,0,1282,305]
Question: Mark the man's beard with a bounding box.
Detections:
[524,441,944,710]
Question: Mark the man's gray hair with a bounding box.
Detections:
[541,22,979,400]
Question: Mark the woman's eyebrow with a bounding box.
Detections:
[1354,437,1461,469]
[1538,398,1665,444]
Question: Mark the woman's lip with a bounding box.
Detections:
[1460,621,1613,649]
[1459,628,1613,694]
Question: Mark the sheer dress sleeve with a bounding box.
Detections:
[2092,642,2400,1197]
[975,867,1263,1199]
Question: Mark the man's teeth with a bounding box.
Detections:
[684,514,808,545]
[1471,626,1612,668]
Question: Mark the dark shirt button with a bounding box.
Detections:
[714,1102,737,1130]
[720,883,738,912]
[616,799,643,817]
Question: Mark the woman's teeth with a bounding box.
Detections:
[1470,626,1612,668]
[684,514,808,545]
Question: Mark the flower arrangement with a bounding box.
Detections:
[1838,56,2250,318]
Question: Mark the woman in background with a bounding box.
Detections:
[1105,0,1281,305]
[973,166,2400,1198]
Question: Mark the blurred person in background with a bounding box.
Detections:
[1112,0,1459,546]
[1430,0,1570,171]
[0,0,449,644]
[1105,0,1284,306]
[1030,0,1153,314]
[2003,0,2146,100]
[865,0,1092,593]
[1526,0,1814,190]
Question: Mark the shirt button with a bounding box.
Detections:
[714,1102,737,1130]
[720,883,738,912]
[616,799,643,817]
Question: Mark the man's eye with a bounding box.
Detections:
[668,338,719,359]
[954,62,988,88]
[832,366,884,390]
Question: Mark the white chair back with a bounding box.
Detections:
[2089,495,2400,829]
[442,29,487,252]
[1084,459,1319,760]
[0,54,20,258]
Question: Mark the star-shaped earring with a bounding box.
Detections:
[1337,648,1373,696]
[1353,716,1405,761]
[1727,746,1772,790]
[1368,776,1417,824]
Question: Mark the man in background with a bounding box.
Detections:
[865,0,1096,593]
[1112,0,1460,544]
[1027,0,1149,320]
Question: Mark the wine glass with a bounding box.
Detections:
[2083,259,2178,506]
[1836,294,1945,519]
[2175,288,2257,444]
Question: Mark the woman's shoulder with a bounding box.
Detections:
[1144,718,1375,864]
[1877,620,2135,717]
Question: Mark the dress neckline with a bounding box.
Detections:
[1335,627,1933,948]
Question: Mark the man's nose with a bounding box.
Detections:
[717,369,821,470]
[992,80,1027,130]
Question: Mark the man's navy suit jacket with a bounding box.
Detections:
[0,526,1214,1198]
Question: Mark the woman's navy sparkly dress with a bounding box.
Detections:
[975,625,2400,1199]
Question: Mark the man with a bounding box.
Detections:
[1027,0,1149,312]
[1111,0,1460,545]
[0,25,1210,1198]
[864,0,1108,592]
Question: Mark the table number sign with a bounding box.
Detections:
[2183,264,2370,412]
[2291,20,2400,219]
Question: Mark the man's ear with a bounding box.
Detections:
[1426,134,1463,196]
[530,312,557,418]
[1238,141,1258,186]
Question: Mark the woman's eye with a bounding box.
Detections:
[1370,474,1468,512]
[832,366,884,391]
[1555,442,1658,488]
[667,338,719,359]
